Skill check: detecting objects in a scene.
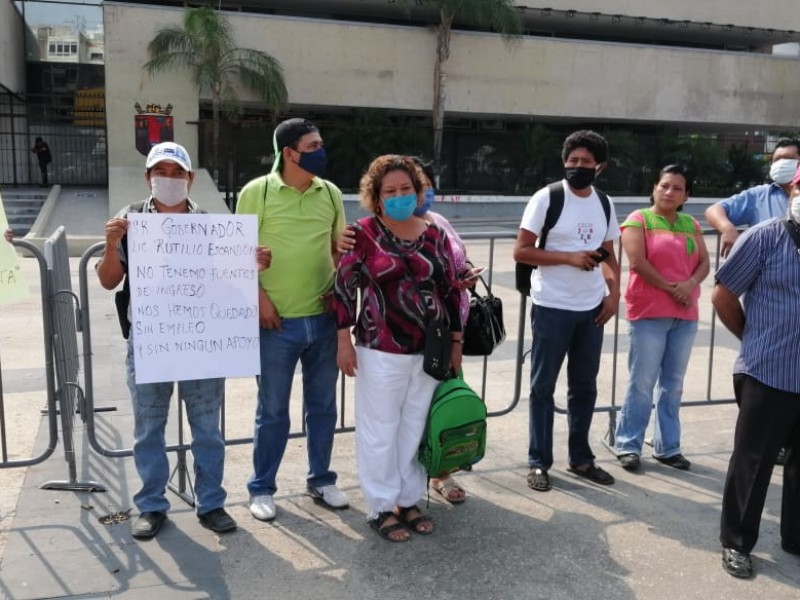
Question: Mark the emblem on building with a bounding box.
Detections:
[134,103,174,156]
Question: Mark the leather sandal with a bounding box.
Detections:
[431,476,467,504]
[527,468,551,492]
[369,511,409,543]
[395,506,434,535]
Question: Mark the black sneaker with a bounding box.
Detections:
[198,508,237,533]
[654,454,691,470]
[776,448,787,466]
[722,548,753,579]
[618,453,640,470]
[131,511,167,540]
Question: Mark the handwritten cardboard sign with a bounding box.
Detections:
[0,192,30,306]
[127,212,260,384]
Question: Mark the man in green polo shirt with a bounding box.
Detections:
[236,118,348,522]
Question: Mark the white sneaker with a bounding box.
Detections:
[249,495,276,521]
[307,484,349,509]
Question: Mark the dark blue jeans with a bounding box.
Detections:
[247,313,339,497]
[528,303,604,470]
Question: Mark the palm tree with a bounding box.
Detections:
[143,7,287,184]
[407,1,523,179]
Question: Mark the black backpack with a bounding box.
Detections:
[514,182,611,296]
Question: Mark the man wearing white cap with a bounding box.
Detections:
[97,142,239,539]
[236,118,349,522]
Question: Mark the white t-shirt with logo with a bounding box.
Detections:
[519,180,620,311]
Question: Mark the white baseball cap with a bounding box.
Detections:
[146,142,192,172]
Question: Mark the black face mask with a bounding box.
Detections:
[564,166,597,190]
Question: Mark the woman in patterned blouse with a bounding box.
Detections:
[333,155,463,542]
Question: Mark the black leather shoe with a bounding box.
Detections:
[722,548,753,579]
[132,511,167,540]
[568,464,615,485]
[198,508,237,533]
[654,454,691,470]
[776,448,787,466]
[618,453,640,470]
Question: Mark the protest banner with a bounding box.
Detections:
[127,212,260,383]
[0,192,30,306]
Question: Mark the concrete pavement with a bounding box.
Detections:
[0,235,798,599]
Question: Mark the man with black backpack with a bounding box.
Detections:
[97,142,246,540]
[513,130,621,493]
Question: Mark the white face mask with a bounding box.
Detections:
[769,158,798,185]
[150,176,189,206]
[791,195,800,222]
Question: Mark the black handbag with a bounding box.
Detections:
[463,276,506,356]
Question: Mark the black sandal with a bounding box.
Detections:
[527,468,551,492]
[395,506,434,535]
[369,511,409,543]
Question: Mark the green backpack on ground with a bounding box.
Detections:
[418,371,488,477]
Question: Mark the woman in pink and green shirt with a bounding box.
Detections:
[614,165,710,471]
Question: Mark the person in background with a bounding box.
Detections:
[96,142,268,540]
[236,118,349,523]
[613,165,710,471]
[712,164,800,579]
[705,137,799,257]
[31,137,51,187]
[334,155,463,542]
[513,130,621,492]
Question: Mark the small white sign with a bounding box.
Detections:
[127,212,260,384]
[0,192,30,306]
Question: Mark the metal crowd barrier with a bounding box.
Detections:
[76,229,737,507]
[41,227,105,492]
[458,229,737,450]
[0,239,59,471]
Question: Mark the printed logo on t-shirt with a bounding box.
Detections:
[576,222,595,244]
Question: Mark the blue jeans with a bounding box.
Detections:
[126,341,226,515]
[528,303,604,470]
[248,313,339,497]
[615,318,698,458]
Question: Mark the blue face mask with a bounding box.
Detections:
[413,188,435,217]
[297,147,327,177]
[383,193,418,221]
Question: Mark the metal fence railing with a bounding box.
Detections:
[75,229,739,506]
[41,227,105,492]
[0,239,59,471]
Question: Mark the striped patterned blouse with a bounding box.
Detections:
[715,218,800,394]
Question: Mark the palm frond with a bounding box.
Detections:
[184,7,235,56]
[420,0,523,42]
[144,27,195,74]
[143,51,197,77]
[234,48,288,111]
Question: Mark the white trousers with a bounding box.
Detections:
[354,347,438,519]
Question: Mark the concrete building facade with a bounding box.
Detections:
[103,1,800,191]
